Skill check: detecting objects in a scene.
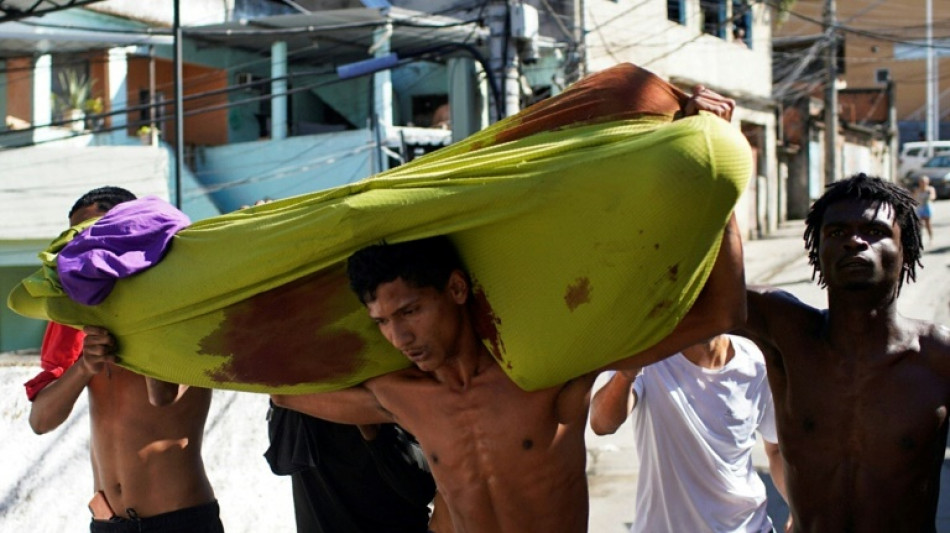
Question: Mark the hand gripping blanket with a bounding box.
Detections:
[8,63,752,393]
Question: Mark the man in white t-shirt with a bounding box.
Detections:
[590,334,788,533]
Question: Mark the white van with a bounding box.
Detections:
[898,141,950,177]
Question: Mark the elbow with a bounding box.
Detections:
[589,414,621,436]
[29,412,54,435]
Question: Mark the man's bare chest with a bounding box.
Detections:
[779,355,949,466]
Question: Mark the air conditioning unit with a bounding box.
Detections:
[510,3,539,40]
[236,72,254,86]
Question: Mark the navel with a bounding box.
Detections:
[522,438,534,450]
[430,453,439,465]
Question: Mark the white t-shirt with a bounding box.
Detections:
[629,335,777,533]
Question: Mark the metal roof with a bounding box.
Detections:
[0,0,104,24]
[186,7,488,65]
[0,19,172,58]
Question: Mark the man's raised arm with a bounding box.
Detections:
[271,385,394,426]
[607,214,746,372]
[29,326,114,434]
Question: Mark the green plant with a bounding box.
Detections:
[137,125,159,136]
[84,96,103,115]
[54,69,95,111]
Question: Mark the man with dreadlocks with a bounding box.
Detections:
[741,173,950,532]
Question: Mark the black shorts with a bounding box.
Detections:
[89,500,224,533]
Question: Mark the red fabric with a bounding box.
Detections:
[24,323,84,401]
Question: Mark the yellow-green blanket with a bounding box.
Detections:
[7,64,751,393]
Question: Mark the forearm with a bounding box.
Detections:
[29,359,93,434]
[764,441,789,503]
[271,387,392,426]
[589,372,636,435]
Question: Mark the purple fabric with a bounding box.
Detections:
[57,196,191,305]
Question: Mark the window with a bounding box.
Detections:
[701,0,727,38]
[668,0,686,24]
[875,68,891,84]
[138,89,167,125]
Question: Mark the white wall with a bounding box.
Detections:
[584,0,773,99]
[89,0,228,26]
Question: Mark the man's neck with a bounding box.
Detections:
[682,336,733,370]
[430,331,493,391]
[825,286,901,351]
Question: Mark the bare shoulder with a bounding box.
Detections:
[917,319,950,354]
[898,320,950,386]
[745,286,823,341]
[748,285,814,311]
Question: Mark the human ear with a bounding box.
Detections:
[446,271,469,304]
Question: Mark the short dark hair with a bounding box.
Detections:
[346,236,467,304]
[69,186,137,218]
[804,173,922,291]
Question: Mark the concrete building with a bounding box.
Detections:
[774,0,950,143]
[770,0,942,215]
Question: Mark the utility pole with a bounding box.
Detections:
[823,0,838,185]
[926,0,937,145]
[172,0,184,208]
[488,0,520,121]
[887,78,898,180]
[572,0,586,83]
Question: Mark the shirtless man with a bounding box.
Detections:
[742,173,950,532]
[26,187,222,531]
[274,192,744,531]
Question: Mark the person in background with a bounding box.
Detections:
[264,403,447,532]
[912,175,936,244]
[590,334,788,533]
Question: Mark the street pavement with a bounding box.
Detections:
[2,199,950,531]
[587,198,950,532]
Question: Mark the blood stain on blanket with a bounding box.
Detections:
[471,282,506,365]
[646,299,672,319]
[564,277,592,311]
[667,263,679,282]
[199,265,366,386]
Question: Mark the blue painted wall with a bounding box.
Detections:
[193,129,373,211]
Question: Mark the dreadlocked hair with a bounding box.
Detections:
[803,173,922,292]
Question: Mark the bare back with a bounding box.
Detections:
[366,358,591,533]
[87,365,214,517]
[747,289,950,532]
